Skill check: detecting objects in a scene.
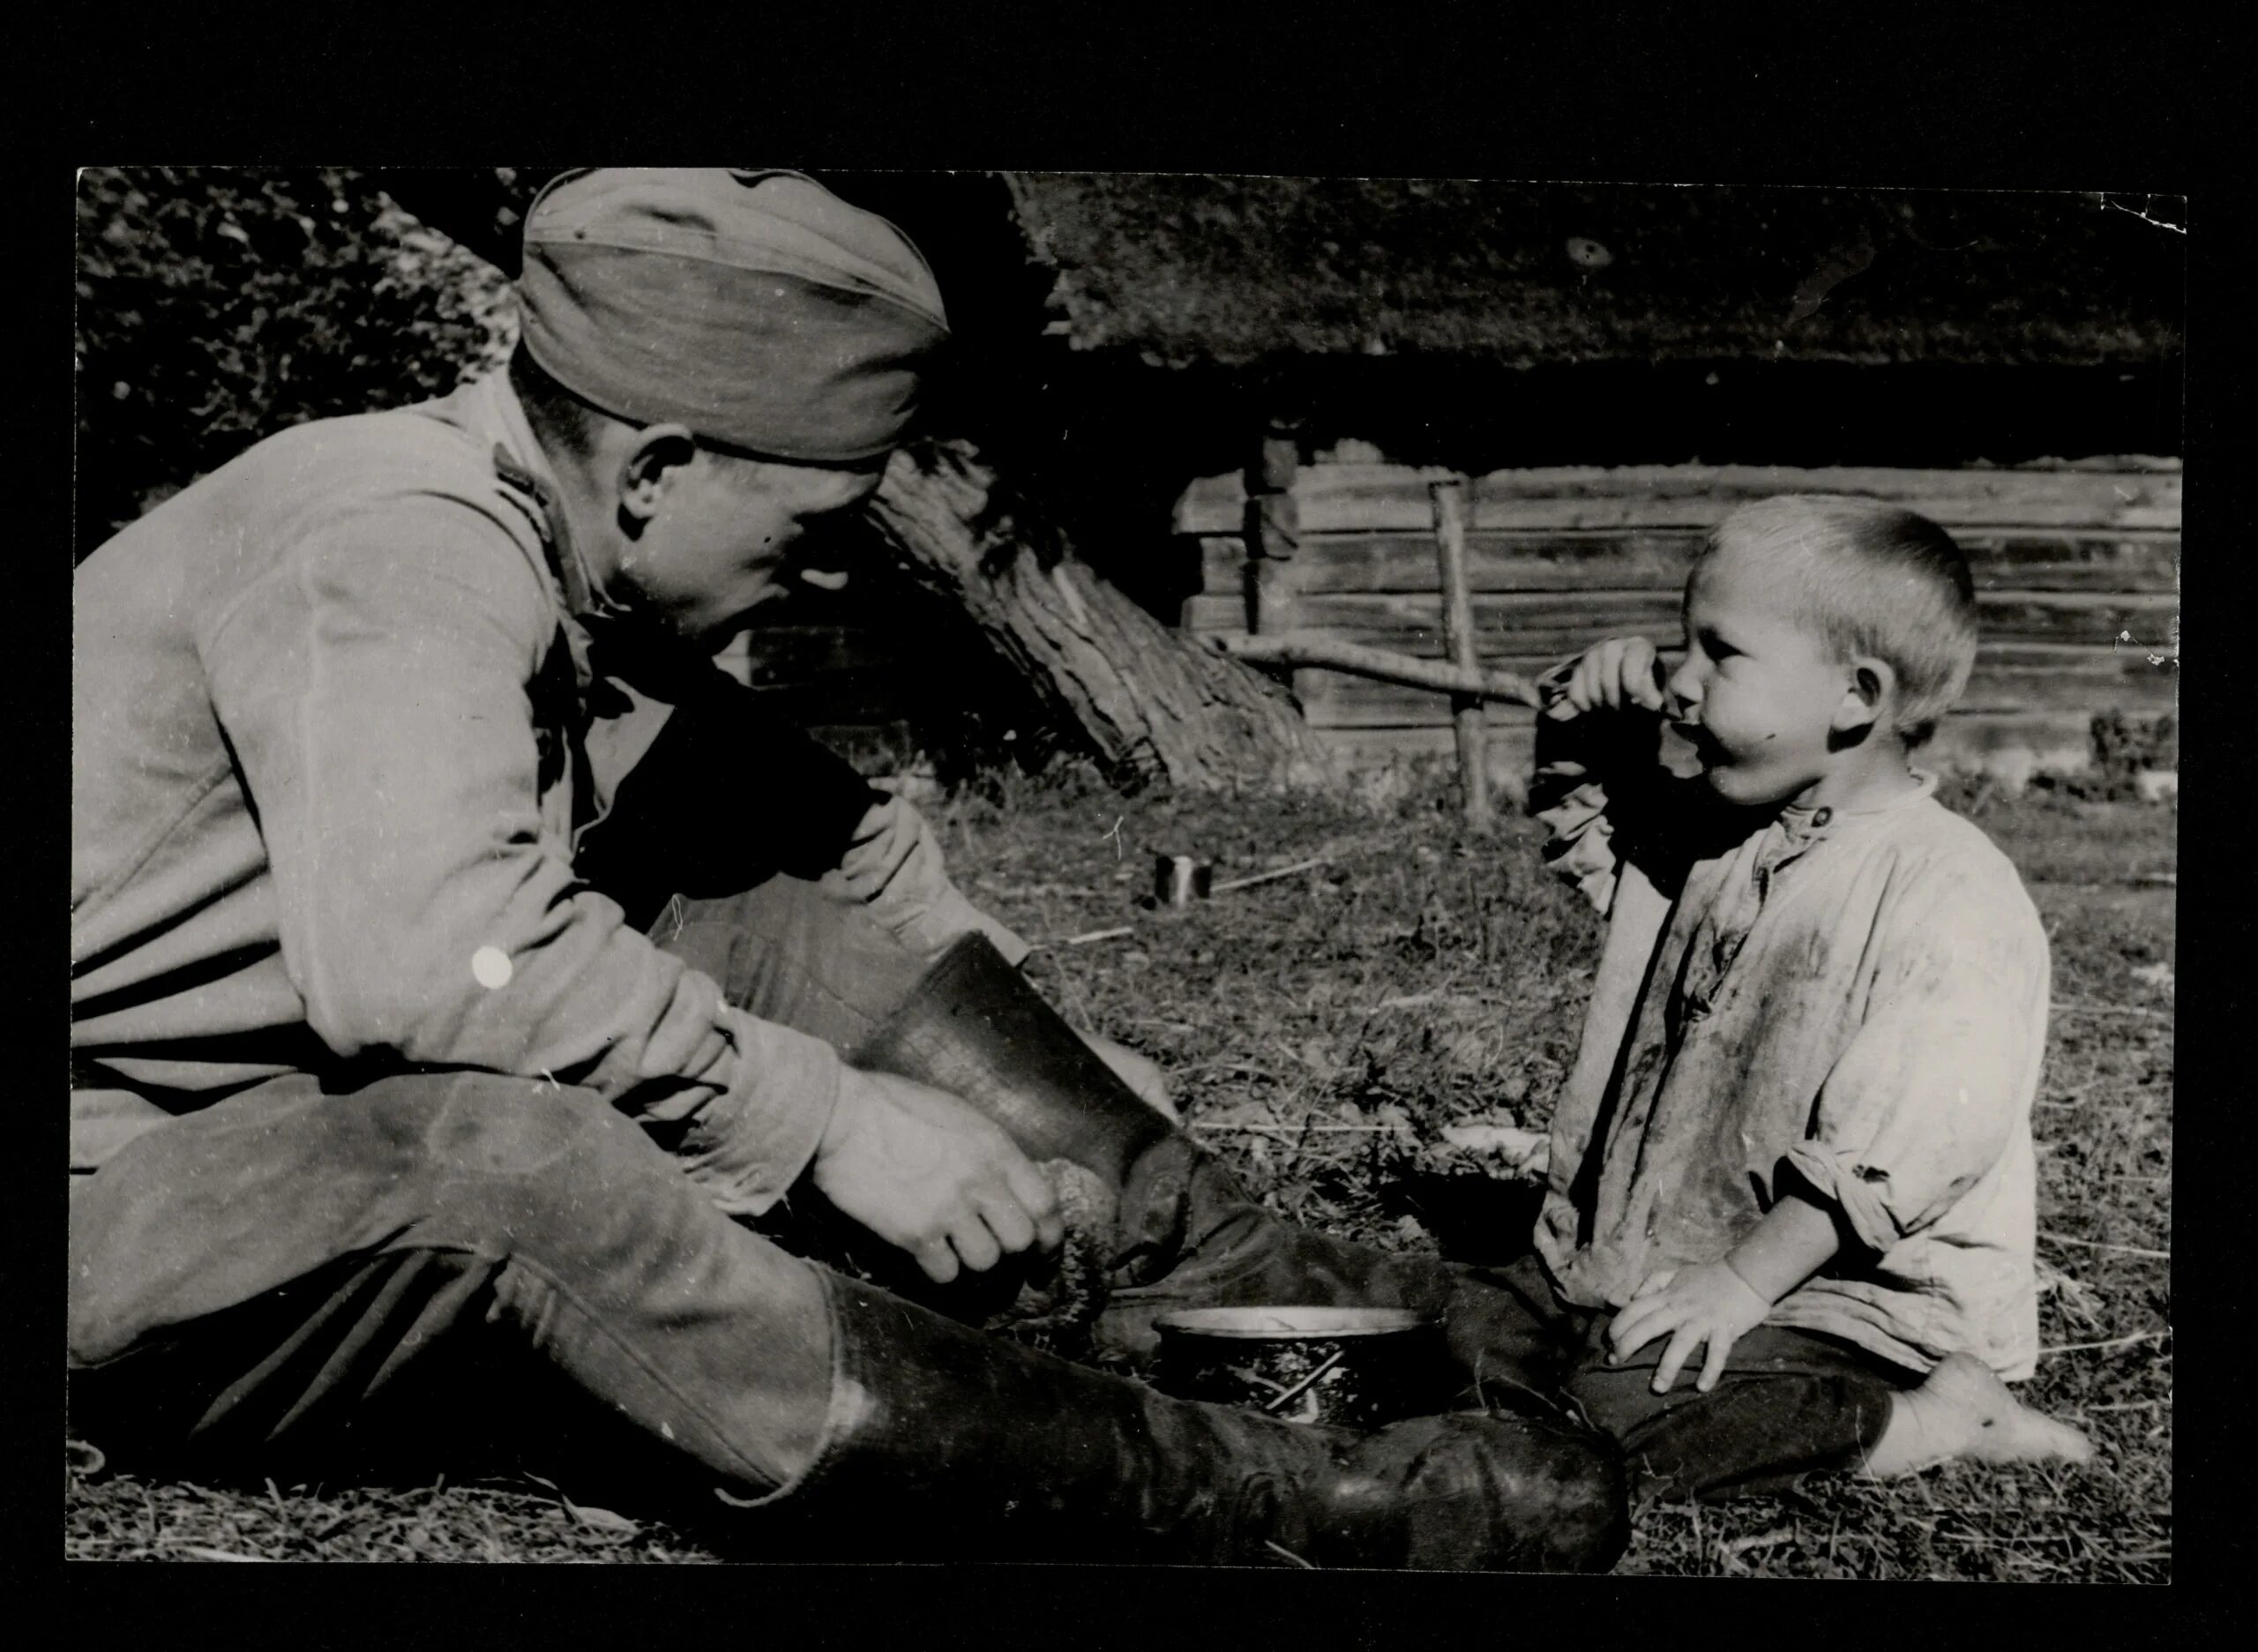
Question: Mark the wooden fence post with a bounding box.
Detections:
[1244,421,1302,635]
[1430,475,1492,826]
[1245,419,1320,711]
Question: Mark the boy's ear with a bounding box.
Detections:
[1831,654,1896,736]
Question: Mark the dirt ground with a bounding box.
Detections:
[64,764,2172,1577]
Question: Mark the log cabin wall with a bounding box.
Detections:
[711,620,935,772]
[1174,461,2181,788]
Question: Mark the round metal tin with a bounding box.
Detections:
[1152,1306,1449,1429]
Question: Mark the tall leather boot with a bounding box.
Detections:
[852,934,1579,1401]
[765,1271,1627,1572]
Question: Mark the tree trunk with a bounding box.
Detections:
[868,438,1339,792]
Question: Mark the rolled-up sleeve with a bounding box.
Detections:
[1786,870,2049,1254]
[199,494,839,1215]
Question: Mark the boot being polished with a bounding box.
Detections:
[852,934,1592,1398]
[762,1273,1627,1571]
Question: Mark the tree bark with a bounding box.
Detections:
[868,438,1340,792]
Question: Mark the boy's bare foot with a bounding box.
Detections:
[1859,1353,2095,1478]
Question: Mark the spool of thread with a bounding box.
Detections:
[1155,853,1213,906]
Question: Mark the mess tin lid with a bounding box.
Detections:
[1152,1306,1436,1340]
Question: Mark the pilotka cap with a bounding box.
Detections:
[518,168,950,463]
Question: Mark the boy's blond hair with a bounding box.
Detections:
[1698,495,1979,746]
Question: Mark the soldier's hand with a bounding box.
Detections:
[811,1067,1065,1282]
[1544,636,1670,721]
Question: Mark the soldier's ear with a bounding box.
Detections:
[616,424,699,526]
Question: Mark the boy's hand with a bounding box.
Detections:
[1544,636,1670,721]
[1606,1261,1772,1394]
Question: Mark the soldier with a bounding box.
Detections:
[71,168,1626,1571]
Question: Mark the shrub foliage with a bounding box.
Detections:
[74,167,513,553]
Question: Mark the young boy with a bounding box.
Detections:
[1511,493,2093,1498]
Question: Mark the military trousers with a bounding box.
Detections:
[67,875,933,1506]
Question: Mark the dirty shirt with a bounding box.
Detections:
[1524,668,2046,1379]
[72,369,1021,1210]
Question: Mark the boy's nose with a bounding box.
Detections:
[1660,654,1697,713]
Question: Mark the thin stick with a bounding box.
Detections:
[1372,987,1515,1010]
[2038,1230,2171,1260]
[1933,1532,2082,1546]
[1719,1527,1796,1560]
[264,1477,302,1546]
[1211,631,1543,708]
[2037,1328,2172,1357]
[1056,925,1135,946]
[1189,1122,1396,1133]
[1262,1348,1350,1415]
[1209,856,1331,893]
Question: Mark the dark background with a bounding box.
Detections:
[77,169,2186,613]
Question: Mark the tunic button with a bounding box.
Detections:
[1813,807,1833,827]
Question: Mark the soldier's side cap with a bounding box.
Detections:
[518,168,949,464]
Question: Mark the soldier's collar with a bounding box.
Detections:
[489,441,594,615]
[474,372,621,624]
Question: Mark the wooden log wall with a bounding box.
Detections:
[1174,462,2181,786]
[714,626,914,720]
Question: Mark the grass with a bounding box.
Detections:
[65,762,2172,1577]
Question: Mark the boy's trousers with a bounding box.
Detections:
[1422,1251,1909,1503]
[66,874,934,1501]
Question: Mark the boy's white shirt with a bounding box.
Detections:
[1529,680,2046,1382]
